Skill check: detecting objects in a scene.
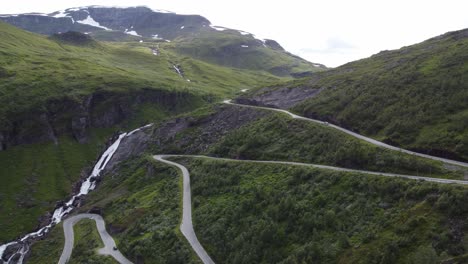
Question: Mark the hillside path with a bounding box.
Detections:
[58,213,132,264]
[223,100,468,169]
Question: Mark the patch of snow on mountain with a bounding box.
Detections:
[152,34,161,39]
[26,13,48,16]
[239,30,251,36]
[140,40,144,43]
[77,15,111,30]
[210,25,227,31]
[52,10,75,23]
[241,45,249,48]
[180,26,185,29]
[125,29,141,36]
[53,10,68,18]
[151,8,174,13]
[67,8,81,11]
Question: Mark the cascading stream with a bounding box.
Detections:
[0,124,152,264]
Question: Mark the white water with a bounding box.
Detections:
[0,124,152,263]
[173,65,183,77]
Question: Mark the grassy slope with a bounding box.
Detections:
[178,158,468,264]
[171,29,321,76]
[28,157,200,263]
[290,29,468,160]
[0,129,112,242]
[0,21,283,243]
[153,104,462,179]
[0,21,282,123]
[68,219,117,264]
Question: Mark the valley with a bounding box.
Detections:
[0,5,467,264]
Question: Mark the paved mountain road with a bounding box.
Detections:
[223,100,468,169]
[58,214,132,264]
[154,155,215,264]
[155,155,468,185]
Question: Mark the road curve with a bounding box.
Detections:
[58,214,132,264]
[156,154,468,185]
[223,100,468,169]
[153,155,215,264]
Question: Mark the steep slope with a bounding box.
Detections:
[0,21,282,243]
[0,6,326,76]
[239,28,468,161]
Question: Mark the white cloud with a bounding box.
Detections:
[2,0,468,67]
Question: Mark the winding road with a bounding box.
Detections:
[154,155,215,264]
[223,100,468,169]
[152,152,468,264]
[58,214,132,264]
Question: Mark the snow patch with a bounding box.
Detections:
[241,89,249,92]
[314,64,322,68]
[125,29,141,37]
[151,8,174,13]
[241,45,249,48]
[140,40,144,43]
[67,8,81,11]
[77,15,110,30]
[238,30,251,36]
[152,34,161,39]
[210,25,227,31]
[52,10,68,18]
[52,10,75,23]
[180,26,185,29]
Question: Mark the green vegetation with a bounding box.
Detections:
[176,157,468,263]
[69,219,117,264]
[28,157,200,263]
[209,111,462,178]
[27,223,64,264]
[75,157,199,263]
[0,130,113,242]
[172,29,322,76]
[289,29,468,160]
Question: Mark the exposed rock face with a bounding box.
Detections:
[235,86,323,109]
[0,89,197,151]
[153,105,269,154]
[103,104,269,173]
[105,127,152,172]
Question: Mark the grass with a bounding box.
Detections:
[174,157,468,264]
[68,219,118,264]
[286,29,468,161]
[27,222,64,264]
[0,130,113,243]
[27,157,200,263]
[171,29,322,76]
[160,105,462,179]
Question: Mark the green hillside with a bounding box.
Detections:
[171,29,323,76]
[184,158,468,264]
[27,156,468,263]
[288,29,468,161]
[0,21,284,242]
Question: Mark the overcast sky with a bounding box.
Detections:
[3,0,468,67]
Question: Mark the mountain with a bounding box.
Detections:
[238,28,468,161]
[0,20,283,243]
[0,6,326,76]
